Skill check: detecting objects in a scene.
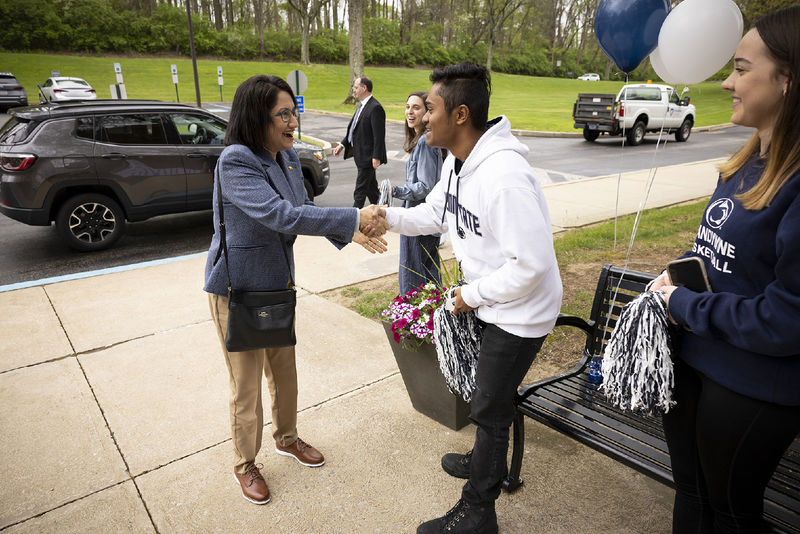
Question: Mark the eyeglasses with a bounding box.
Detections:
[271,108,299,123]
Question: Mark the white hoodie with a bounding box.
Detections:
[386,116,562,338]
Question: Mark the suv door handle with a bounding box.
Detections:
[186,153,208,158]
[101,153,127,159]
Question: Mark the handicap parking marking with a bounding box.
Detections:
[531,167,589,185]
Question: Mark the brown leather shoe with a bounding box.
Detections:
[275,437,325,467]
[233,463,270,504]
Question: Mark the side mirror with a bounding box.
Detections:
[680,97,691,106]
[681,87,690,96]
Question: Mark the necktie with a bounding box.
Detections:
[348,102,363,144]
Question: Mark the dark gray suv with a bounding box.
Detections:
[0,100,330,251]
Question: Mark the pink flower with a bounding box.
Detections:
[411,309,420,320]
[393,331,401,342]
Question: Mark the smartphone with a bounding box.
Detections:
[667,257,712,292]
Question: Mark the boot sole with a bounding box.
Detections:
[232,474,270,505]
[275,448,325,467]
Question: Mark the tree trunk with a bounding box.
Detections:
[301,13,311,63]
[226,0,234,28]
[212,0,223,30]
[346,0,364,105]
[332,0,338,32]
[254,0,265,54]
[271,0,280,30]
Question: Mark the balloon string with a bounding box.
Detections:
[613,71,630,250]
[602,86,668,345]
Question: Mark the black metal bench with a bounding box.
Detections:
[503,264,800,533]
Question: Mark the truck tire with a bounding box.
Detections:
[675,118,693,142]
[583,128,600,142]
[627,120,646,146]
[56,193,125,252]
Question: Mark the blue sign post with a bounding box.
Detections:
[295,95,305,139]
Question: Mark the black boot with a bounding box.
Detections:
[417,499,498,534]
[441,450,472,479]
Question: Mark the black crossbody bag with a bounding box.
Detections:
[214,164,297,352]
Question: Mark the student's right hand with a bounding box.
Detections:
[358,205,390,237]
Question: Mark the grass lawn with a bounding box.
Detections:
[2,52,734,131]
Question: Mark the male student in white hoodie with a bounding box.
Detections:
[379,62,562,534]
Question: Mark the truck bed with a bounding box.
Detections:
[573,93,616,132]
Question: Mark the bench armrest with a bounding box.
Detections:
[516,313,596,401]
[555,313,593,335]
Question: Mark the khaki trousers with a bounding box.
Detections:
[208,293,299,474]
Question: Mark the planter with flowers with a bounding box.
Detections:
[381,281,471,430]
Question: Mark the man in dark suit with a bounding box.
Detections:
[333,76,388,208]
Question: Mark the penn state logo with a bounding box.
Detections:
[705,198,734,229]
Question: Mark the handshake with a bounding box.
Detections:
[354,205,390,254]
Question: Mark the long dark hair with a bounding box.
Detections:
[720,6,800,209]
[225,74,296,151]
[403,91,428,153]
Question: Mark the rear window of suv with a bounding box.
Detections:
[99,114,167,145]
[0,117,39,145]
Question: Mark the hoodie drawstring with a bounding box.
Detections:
[440,168,465,240]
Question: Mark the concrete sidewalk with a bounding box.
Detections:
[0,158,723,533]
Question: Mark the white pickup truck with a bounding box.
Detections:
[572,83,696,145]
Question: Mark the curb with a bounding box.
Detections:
[305,109,735,139]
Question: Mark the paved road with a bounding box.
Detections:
[0,108,751,287]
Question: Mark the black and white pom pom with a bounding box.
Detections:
[433,306,483,402]
[599,290,675,414]
[378,178,393,206]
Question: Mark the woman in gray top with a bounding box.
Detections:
[393,91,444,294]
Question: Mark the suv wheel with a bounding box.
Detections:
[627,120,646,146]
[56,194,125,251]
[675,118,693,142]
[583,128,600,142]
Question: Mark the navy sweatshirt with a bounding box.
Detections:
[669,156,800,405]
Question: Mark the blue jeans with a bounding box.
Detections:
[399,234,441,295]
[461,323,546,505]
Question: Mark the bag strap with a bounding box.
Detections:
[214,158,295,292]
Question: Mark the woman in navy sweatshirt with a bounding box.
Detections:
[652,7,800,533]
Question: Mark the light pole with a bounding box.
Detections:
[186,1,202,108]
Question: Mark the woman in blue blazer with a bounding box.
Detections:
[204,74,386,505]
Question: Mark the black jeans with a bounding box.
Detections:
[662,360,800,533]
[352,165,379,208]
[461,323,546,505]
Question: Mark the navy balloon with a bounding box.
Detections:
[595,0,670,73]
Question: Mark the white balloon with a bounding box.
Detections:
[650,47,675,84]
[654,0,743,85]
